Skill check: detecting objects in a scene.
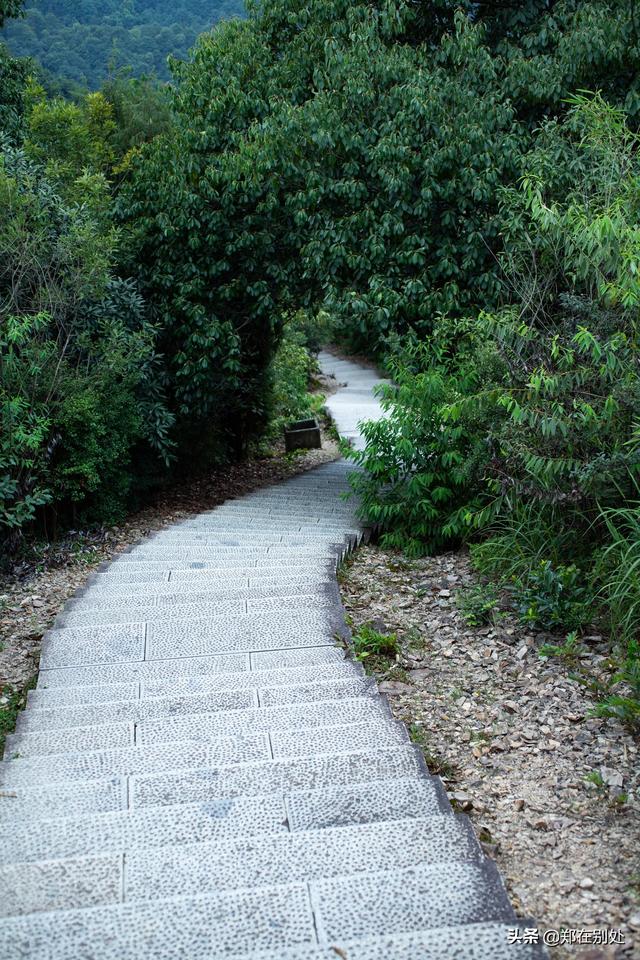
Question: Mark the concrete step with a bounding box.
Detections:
[27,661,364,710]
[118,545,347,561]
[191,505,357,518]
[0,733,272,787]
[0,816,479,918]
[1,715,405,786]
[133,698,391,749]
[178,520,359,533]
[66,577,333,607]
[0,776,447,865]
[55,593,334,629]
[5,723,135,759]
[74,574,332,602]
[313,859,515,941]
[88,564,329,583]
[132,744,426,810]
[147,529,349,542]
[0,776,126,823]
[0,745,426,822]
[56,588,331,627]
[40,609,347,669]
[0,881,316,958]
[0,861,517,959]
[227,923,548,959]
[34,645,347,690]
[17,678,377,733]
[122,815,480,908]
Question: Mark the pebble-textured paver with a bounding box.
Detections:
[0,353,545,957]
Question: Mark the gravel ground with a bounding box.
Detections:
[0,423,340,694]
[339,545,640,960]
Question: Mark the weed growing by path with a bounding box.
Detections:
[0,678,37,755]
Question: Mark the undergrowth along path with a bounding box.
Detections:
[0,353,544,959]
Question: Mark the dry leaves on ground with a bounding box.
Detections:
[340,546,640,960]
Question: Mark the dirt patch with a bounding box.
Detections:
[0,426,340,693]
[339,545,640,959]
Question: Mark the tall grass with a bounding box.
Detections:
[598,502,640,648]
[469,501,592,584]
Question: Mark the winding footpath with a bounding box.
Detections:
[0,353,545,959]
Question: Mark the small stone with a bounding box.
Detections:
[579,878,595,889]
[378,680,413,696]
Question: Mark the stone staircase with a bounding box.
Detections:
[0,352,545,958]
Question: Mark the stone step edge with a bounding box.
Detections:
[0,813,474,890]
[0,744,435,822]
[224,921,549,960]
[52,590,340,630]
[34,644,350,690]
[0,859,515,937]
[16,675,378,731]
[40,602,352,647]
[9,690,394,740]
[60,574,338,610]
[0,775,453,865]
[2,714,405,776]
[26,661,367,710]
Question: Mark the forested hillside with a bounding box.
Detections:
[1,0,639,721]
[2,0,245,89]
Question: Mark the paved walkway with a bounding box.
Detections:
[0,354,544,958]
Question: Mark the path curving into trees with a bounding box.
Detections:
[0,355,543,959]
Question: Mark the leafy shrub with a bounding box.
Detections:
[0,314,53,534]
[511,561,591,632]
[347,324,494,555]
[0,144,173,545]
[456,583,501,627]
[592,643,640,730]
[265,320,316,441]
[539,630,587,666]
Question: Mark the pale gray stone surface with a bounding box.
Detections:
[18,688,259,733]
[123,817,480,906]
[286,776,446,831]
[0,854,121,917]
[5,721,134,758]
[0,355,536,957]
[0,776,125,822]
[0,884,316,959]
[131,746,425,808]
[249,647,345,670]
[257,676,375,707]
[36,651,251,687]
[0,794,289,864]
[270,720,408,759]
[135,698,389,746]
[40,623,145,669]
[27,662,363,710]
[312,860,516,941]
[207,924,549,959]
[28,682,139,709]
[0,734,271,786]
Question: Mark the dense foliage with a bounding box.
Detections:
[350,93,640,723]
[2,0,245,90]
[2,0,639,718]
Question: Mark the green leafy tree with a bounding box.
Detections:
[0,0,27,140]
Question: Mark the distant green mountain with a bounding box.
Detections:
[2,0,245,89]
